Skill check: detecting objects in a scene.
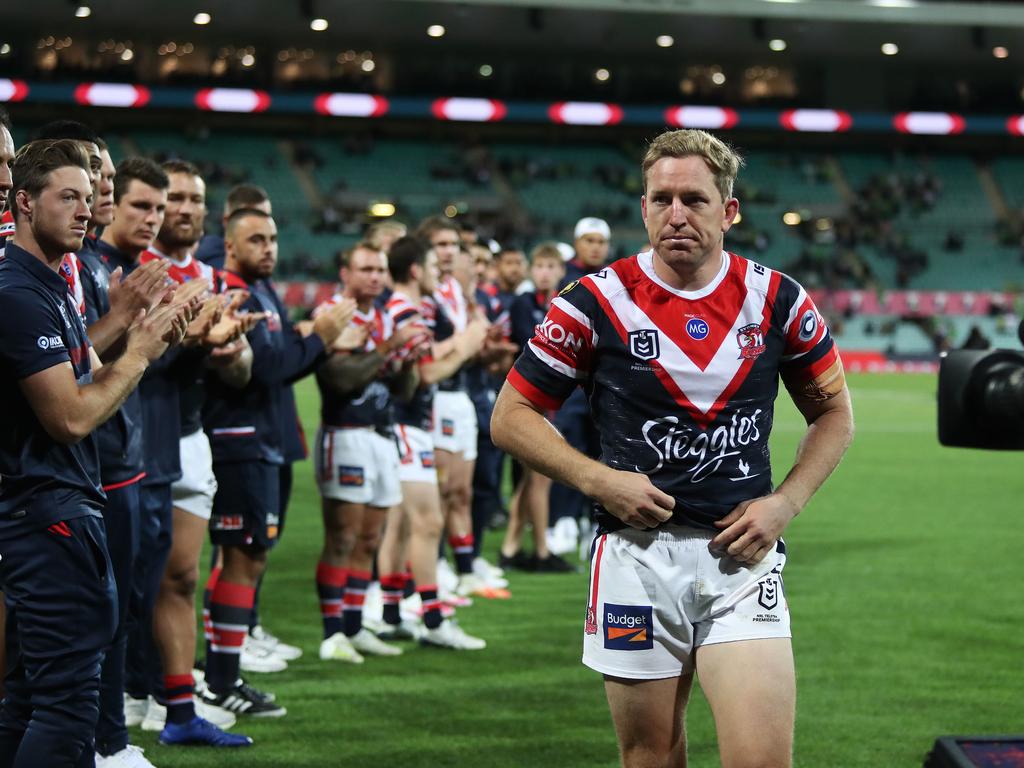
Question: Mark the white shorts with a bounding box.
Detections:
[314,426,402,507]
[582,525,790,680]
[171,429,217,520]
[393,424,437,485]
[431,390,478,460]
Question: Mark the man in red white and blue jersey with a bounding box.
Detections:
[492,129,854,768]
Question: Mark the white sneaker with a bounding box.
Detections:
[399,593,421,623]
[420,620,486,650]
[455,573,492,598]
[195,694,237,729]
[362,582,384,628]
[349,628,403,656]
[249,625,303,661]
[140,697,166,732]
[436,557,458,593]
[318,632,365,664]
[547,516,579,556]
[95,744,156,767]
[472,556,505,581]
[123,695,148,728]
[240,636,289,673]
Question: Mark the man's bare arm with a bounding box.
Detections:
[316,351,386,396]
[711,358,855,564]
[491,382,674,529]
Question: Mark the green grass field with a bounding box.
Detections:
[134,372,1024,767]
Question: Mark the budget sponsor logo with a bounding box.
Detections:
[338,466,366,486]
[603,603,654,650]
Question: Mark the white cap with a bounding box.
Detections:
[574,217,611,241]
[555,242,575,262]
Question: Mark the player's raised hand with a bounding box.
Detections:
[333,322,371,352]
[109,259,173,318]
[125,302,189,362]
[183,296,221,345]
[589,468,675,530]
[312,297,357,347]
[168,277,210,310]
[710,493,799,565]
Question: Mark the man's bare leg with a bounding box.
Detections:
[605,673,693,768]
[154,508,207,685]
[695,638,795,768]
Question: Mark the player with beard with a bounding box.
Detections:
[378,236,488,649]
[312,243,427,662]
[0,138,189,768]
[202,208,353,715]
[194,183,271,270]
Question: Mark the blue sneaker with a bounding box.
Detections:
[158,717,253,747]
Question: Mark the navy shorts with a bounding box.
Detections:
[210,460,280,549]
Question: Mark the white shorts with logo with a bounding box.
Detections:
[171,428,217,520]
[393,424,438,485]
[582,524,790,680]
[431,390,478,460]
[315,426,403,507]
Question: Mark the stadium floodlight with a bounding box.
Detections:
[656,35,674,48]
[310,18,328,31]
[993,46,1009,59]
[193,12,211,25]
[769,38,787,51]
[881,42,899,55]
[427,24,446,38]
[75,5,91,18]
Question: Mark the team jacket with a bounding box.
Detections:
[203,273,324,465]
[508,250,839,532]
[78,242,145,487]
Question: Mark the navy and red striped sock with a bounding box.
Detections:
[380,572,405,626]
[202,566,222,649]
[206,579,255,696]
[449,534,475,576]
[315,562,347,639]
[164,674,195,725]
[418,585,443,630]
[342,570,370,637]
[402,565,416,598]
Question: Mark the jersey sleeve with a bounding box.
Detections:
[506,288,597,411]
[0,287,75,379]
[777,277,840,383]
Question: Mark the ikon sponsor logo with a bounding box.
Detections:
[37,335,65,350]
[538,318,584,352]
[636,409,763,481]
[686,318,710,340]
[603,603,654,650]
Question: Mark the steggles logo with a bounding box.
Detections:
[636,409,763,481]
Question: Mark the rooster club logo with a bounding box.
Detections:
[628,329,660,361]
[736,323,766,360]
[603,603,654,650]
[686,317,710,340]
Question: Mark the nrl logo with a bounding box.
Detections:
[736,323,766,360]
[628,329,660,361]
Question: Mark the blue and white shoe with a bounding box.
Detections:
[158,717,253,747]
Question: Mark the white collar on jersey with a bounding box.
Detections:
[637,249,730,300]
[148,245,193,269]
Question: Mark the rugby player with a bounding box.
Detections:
[492,129,854,768]
[195,183,271,270]
[377,235,487,649]
[500,242,574,573]
[202,208,353,714]
[312,242,427,662]
[0,138,188,767]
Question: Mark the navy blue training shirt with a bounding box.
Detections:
[0,242,104,534]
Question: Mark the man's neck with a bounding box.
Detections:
[498,277,518,292]
[100,230,142,263]
[347,291,373,313]
[652,248,724,292]
[153,239,192,263]
[393,281,420,302]
[10,232,64,272]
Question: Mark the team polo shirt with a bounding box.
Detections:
[510,289,555,350]
[0,243,104,534]
[203,273,325,465]
[508,250,839,532]
[258,278,310,463]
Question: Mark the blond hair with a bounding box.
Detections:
[641,129,744,201]
[529,241,564,265]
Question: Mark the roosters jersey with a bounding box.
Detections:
[385,291,435,431]
[508,250,840,532]
[434,275,469,332]
[315,294,395,432]
[140,248,226,293]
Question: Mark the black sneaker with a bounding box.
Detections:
[498,550,536,571]
[201,681,286,718]
[533,553,577,573]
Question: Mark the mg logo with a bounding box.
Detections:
[628,329,660,361]
[686,318,710,340]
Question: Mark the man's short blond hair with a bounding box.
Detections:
[641,129,744,202]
